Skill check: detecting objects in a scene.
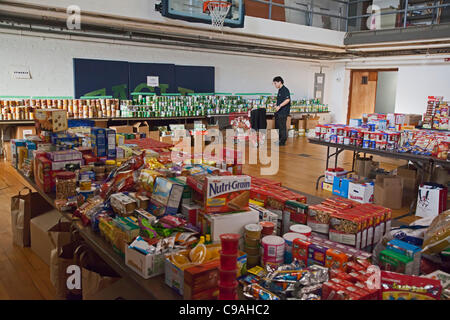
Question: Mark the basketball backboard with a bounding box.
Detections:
[158,0,245,28]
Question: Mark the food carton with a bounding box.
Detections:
[35,109,68,132]
[203,175,251,214]
[151,177,184,215]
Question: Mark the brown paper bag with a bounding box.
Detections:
[77,249,120,300]
[10,187,54,247]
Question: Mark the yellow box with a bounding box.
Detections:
[322,182,333,192]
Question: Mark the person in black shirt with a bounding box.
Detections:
[273,76,291,146]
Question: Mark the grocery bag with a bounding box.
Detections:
[50,227,83,299]
[77,248,120,300]
[10,187,53,247]
[416,183,448,218]
[48,218,72,254]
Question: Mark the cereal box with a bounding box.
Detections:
[307,204,333,234]
[204,175,251,214]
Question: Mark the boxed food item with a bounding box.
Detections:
[203,175,251,214]
[90,127,107,157]
[329,213,363,249]
[125,243,167,279]
[307,204,333,234]
[151,177,184,215]
[380,271,442,300]
[169,176,192,204]
[307,243,328,267]
[202,209,259,243]
[283,200,308,225]
[106,129,116,159]
[325,168,348,184]
[34,155,52,193]
[379,249,414,274]
[181,202,201,225]
[292,238,312,265]
[35,109,68,132]
[325,248,348,271]
[332,176,351,198]
[184,260,220,300]
[110,193,137,217]
[386,239,421,275]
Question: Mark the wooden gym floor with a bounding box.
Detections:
[0,137,416,300]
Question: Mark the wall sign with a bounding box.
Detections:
[147,76,159,87]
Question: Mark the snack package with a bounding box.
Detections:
[380,271,442,300]
[422,210,450,255]
[203,175,251,214]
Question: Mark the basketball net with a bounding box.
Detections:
[207,1,231,30]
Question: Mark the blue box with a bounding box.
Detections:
[105,129,116,159]
[90,127,107,157]
[332,176,351,198]
[25,141,37,159]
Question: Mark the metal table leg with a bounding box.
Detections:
[316,146,330,190]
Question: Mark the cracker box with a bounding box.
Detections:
[35,109,68,132]
[204,175,251,214]
[380,271,442,300]
[151,177,184,215]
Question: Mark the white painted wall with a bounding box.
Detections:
[375,71,398,114]
[0,31,336,103]
[395,65,450,115]
[7,0,345,47]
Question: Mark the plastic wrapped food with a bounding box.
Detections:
[422,210,450,255]
[243,283,280,300]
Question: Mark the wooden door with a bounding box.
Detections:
[347,71,378,123]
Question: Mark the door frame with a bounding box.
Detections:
[346,68,399,124]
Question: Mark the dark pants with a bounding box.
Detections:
[275,113,287,145]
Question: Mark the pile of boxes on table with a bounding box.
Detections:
[315,111,450,160]
[423,96,449,130]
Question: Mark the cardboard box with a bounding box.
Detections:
[110,126,133,134]
[306,116,320,130]
[203,209,259,243]
[94,120,108,128]
[34,155,52,193]
[393,165,419,206]
[161,135,174,145]
[267,119,275,130]
[149,131,160,141]
[30,209,65,265]
[332,176,351,198]
[35,109,68,132]
[124,245,167,279]
[374,175,403,209]
[348,181,374,204]
[133,122,150,136]
[15,126,36,139]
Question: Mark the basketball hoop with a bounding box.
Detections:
[203,1,231,30]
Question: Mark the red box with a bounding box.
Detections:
[34,155,52,193]
[292,238,311,265]
[380,271,442,300]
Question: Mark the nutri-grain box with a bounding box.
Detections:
[204,175,251,214]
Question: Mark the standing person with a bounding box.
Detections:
[273,76,291,146]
